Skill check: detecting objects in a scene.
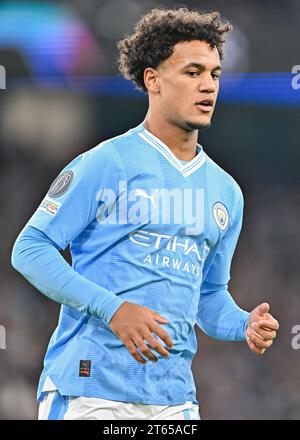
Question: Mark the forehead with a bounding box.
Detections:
[162,40,220,69]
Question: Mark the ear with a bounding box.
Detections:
[144,68,160,93]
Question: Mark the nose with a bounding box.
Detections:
[198,72,216,94]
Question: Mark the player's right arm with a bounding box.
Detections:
[11,147,172,364]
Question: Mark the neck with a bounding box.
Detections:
[143,110,198,162]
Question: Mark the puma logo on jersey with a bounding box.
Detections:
[96,181,205,235]
[134,189,159,208]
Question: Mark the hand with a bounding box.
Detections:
[109,301,174,365]
[246,302,279,355]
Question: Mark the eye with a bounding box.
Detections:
[186,71,199,78]
[212,73,221,80]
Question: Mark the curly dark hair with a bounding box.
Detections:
[117,7,232,92]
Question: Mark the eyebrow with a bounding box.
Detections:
[183,62,222,72]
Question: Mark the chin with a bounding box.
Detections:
[185,119,212,131]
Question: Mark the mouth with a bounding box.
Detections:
[195,99,214,113]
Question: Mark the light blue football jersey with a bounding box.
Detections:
[28,123,246,405]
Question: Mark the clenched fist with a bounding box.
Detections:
[246,303,279,355]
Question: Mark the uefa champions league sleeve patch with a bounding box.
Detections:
[48,170,74,198]
[213,202,229,231]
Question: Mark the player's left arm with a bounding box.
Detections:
[197,192,279,354]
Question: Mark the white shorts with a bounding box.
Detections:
[38,390,201,420]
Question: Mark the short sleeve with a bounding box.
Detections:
[203,191,244,286]
[28,144,122,249]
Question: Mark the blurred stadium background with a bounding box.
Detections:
[0,0,299,420]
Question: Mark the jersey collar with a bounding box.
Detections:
[137,124,206,178]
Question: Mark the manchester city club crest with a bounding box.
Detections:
[213,202,229,231]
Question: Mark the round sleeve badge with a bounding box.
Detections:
[48,170,74,198]
[213,202,229,231]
